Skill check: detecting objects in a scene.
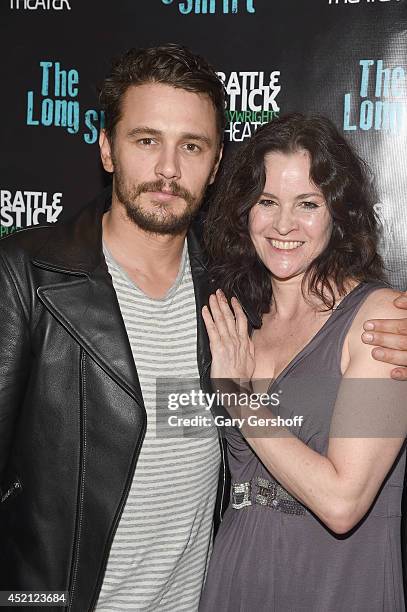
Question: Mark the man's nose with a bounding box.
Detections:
[155,145,181,181]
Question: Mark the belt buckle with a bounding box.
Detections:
[255,476,307,515]
[231,481,252,509]
[255,476,277,507]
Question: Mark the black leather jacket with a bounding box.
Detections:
[0,190,228,611]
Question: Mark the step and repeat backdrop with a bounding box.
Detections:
[1,0,407,593]
[0,0,406,290]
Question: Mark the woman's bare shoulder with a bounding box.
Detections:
[353,287,403,323]
[343,287,404,377]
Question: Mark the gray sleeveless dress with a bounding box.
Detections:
[200,283,406,612]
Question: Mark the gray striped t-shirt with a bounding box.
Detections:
[96,240,220,611]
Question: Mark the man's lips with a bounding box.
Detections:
[147,191,179,202]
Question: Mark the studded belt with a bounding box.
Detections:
[231,477,307,516]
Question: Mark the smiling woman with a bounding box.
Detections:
[205,113,383,321]
[248,149,333,282]
[200,114,406,612]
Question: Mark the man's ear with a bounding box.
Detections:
[209,145,223,185]
[99,129,114,173]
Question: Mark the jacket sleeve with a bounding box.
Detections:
[0,250,31,483]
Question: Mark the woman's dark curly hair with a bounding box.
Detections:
[204,113,384,322]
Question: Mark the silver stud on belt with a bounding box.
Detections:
[231,477,307,516]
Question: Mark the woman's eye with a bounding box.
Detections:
[258,199,277,207]
[300,201,319,210]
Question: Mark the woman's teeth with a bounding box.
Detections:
[269,240,304,250]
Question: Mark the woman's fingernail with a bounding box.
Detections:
[362,332,374,342]
[397,296,407,305]
[373,348,385,359]
[364,322,374,331]
[393,369,403,379]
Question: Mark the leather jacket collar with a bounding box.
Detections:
[32,187,259,387]
[33,187,208,276]
[31,188,215,403]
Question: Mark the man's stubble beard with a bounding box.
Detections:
[113,161,210,236]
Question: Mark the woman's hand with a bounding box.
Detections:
[202,289,255,381]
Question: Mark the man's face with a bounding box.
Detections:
[100,83,222,235]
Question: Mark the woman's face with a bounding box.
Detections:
[248,149,332,282]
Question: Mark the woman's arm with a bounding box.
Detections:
[203,289,407,534]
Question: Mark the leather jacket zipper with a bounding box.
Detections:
[68,350,88,610]
[89,407,147,611]
[0,479,22,503]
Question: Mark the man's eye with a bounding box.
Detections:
[138,138,155,146]
[183,143,201,153]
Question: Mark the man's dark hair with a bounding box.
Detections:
[204,113,384,322]
[99,43,226,146]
